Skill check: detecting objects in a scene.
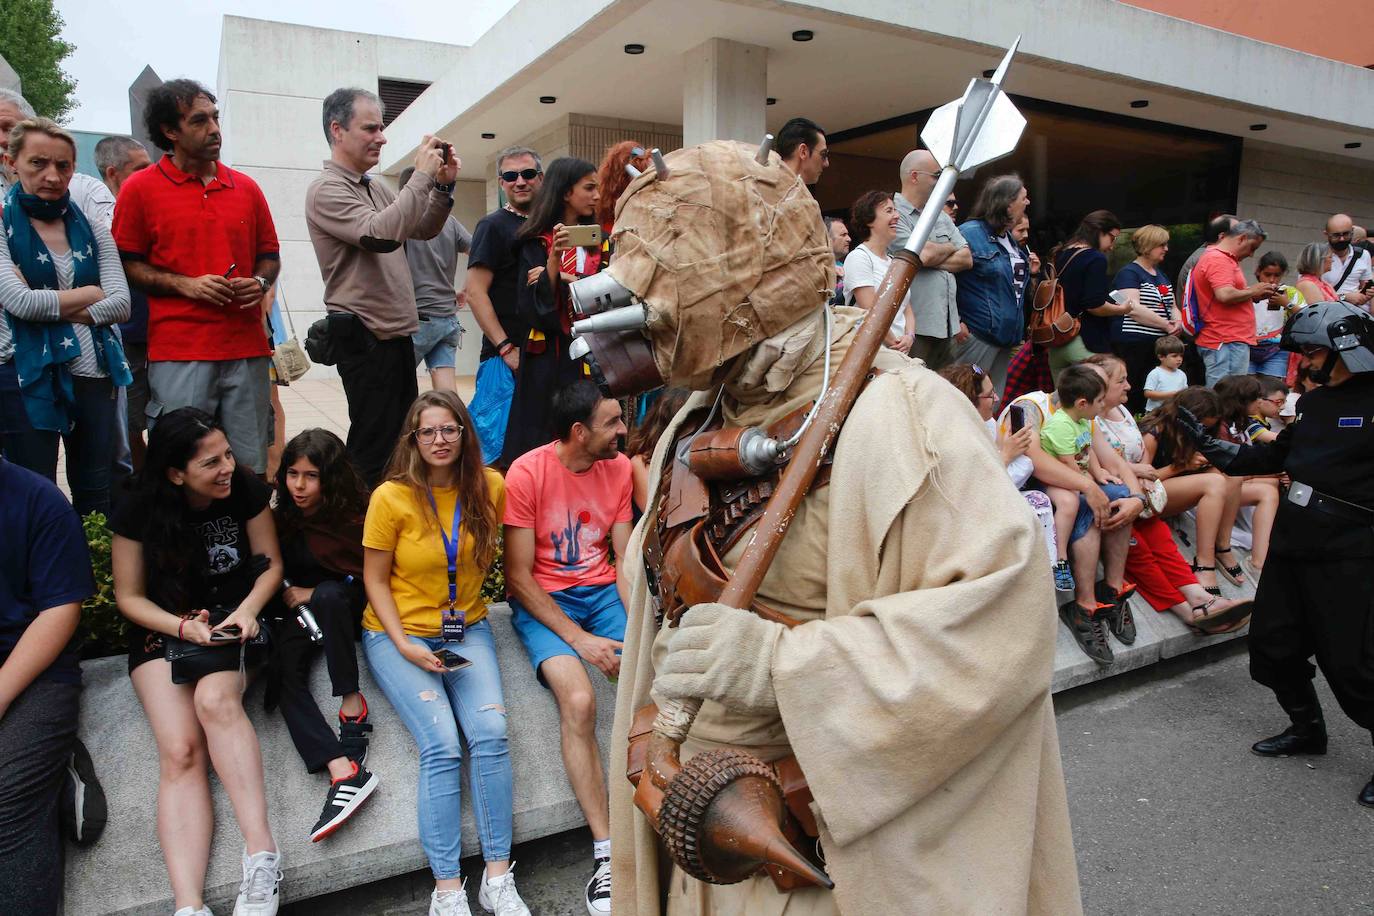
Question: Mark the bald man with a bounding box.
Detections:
[1323,213,1373,307]
[889,149,973,369]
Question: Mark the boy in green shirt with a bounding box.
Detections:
[1040,365,1111,591]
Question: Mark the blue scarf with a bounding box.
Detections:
[3,185,132,432]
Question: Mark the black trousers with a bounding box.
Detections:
[1250,554,1374,731]
[273,580,366,773]
[1112,338,1159,416]
[333,314,419,484]
[0,679,78,916]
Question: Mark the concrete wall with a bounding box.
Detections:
[215,16,472,378]
[1237,139,1374,272]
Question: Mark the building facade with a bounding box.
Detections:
[218,3,1374,376]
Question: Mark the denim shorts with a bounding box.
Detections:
[508,583,626,684]
[1071,482,1131,543]
[412,314,461,371]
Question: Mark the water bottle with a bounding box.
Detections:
[282,578,324,644]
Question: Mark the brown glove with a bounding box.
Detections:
[653,602,783,715]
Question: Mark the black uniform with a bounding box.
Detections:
[1223,372,1374,729]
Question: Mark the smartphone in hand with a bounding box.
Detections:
[434,648,471,671]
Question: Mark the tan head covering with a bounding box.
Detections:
[605,140,835,391]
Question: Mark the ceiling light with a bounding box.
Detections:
[624,43,645,55]
[540,96,557,104]
[791,30,813,42]
[1130,99,1149,109]
[481,132,496,139]
[1249,123,1267,131]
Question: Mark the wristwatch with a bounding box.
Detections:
[254,276,271,294]
[1129,492,1149,506]
[435,181,455,194]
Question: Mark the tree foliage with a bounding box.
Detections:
[0,0,78,122]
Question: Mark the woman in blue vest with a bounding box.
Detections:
[954,174,1030,397]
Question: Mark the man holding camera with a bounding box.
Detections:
[305,88,459,483]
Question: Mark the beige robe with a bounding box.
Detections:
[609,311,1083,915]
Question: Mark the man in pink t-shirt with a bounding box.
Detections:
[504,379,631,910]
[1191,218,1273,386]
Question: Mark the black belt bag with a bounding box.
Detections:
[1287,482,1374,524]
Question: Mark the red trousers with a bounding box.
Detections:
[1125,515,1197,611]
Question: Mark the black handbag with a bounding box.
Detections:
[164,606,270,684]
[305,317,338,366]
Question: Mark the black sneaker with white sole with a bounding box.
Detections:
[60,738,107,846]
[310,762,379,842]
[585,856,611,915]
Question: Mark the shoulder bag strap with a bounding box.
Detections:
[1333,249,1360,294]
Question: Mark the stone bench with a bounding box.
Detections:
[65,604,617,916]
[66,514,1255,913]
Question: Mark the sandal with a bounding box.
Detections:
[1214,545,1246,587]
[1190,561,1222,596]
[1188,597,1253,635]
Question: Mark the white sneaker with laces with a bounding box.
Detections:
[585,857,611,915]
[173,907,214,916]
[477,864,531,916]
[233,848,282,916]
[429,885,473,916]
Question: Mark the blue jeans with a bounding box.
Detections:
[1197,342,1250,387]
[362,619,513,878]
[1249,342,1289,378]
[0,360,116,516]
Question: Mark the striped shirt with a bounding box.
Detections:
[1114,261,1174,340]
[0,219,130,372]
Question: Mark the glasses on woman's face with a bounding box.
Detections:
[978,391,999,402]
[413,424,463,445]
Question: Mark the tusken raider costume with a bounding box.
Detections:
[1183,300,1374,809]
[569,132,1083,913]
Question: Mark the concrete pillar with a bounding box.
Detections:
[681,38,767,147]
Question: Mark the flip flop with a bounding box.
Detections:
[1188,598,1253,635]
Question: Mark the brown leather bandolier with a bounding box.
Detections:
[629,375,881,891]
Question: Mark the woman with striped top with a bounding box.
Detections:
[1,118,130,515]
[1112,224,1179,414]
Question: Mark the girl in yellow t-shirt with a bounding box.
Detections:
[360,390,529,914]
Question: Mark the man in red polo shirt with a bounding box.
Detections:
[112,79,281,475]
[1192,218,1274,387]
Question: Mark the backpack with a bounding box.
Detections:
[1179,267,1204,338]
[1028,247,1086,348]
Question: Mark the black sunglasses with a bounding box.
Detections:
[500,168,541,182]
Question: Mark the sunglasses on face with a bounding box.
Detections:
[500,168,541,183]
[413,424,463,445]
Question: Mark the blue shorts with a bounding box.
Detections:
[1070,482,1131,543]
[509,583,626,685]
[412,314,461,371]
[1249,342,1288,378]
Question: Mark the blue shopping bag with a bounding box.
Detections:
[470,357,515,464]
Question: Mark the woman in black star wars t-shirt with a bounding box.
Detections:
[110,407,284,915]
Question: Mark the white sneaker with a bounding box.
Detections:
[477,864,531,916]
[233,848,282,916]
[429,885,473,916]
[585,857,611,915]
[174,908,214,916]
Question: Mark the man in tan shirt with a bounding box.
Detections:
[305,87,459,482]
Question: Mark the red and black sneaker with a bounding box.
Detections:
[1095,580,1138,645]
[339,695,372,767]
[310,760,379,842]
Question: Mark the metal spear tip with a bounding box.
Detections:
[651,148,670,180]
[755,133,775,165]
[989,35,1021,88]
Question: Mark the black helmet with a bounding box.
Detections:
[1280,301,1374,376]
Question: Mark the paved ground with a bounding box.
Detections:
[284,642,1374,915]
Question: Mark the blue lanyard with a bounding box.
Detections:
[427,490,463,611]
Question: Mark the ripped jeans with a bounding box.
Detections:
[362,619,513,878]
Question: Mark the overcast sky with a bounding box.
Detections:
[53,0,518,134]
